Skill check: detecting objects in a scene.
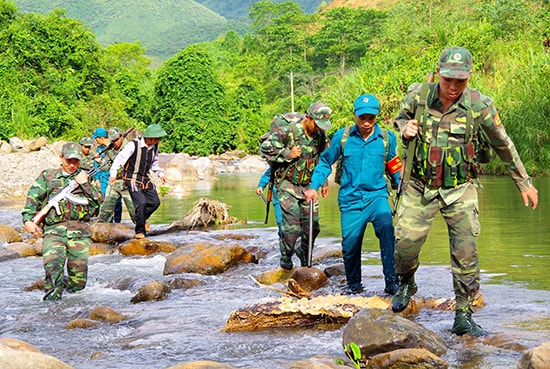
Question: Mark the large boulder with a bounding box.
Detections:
[0,338,74,369]
[342,308,447,359]
[91,222,134,243]
[518,341,550,369]
[164,242,256,275]
[0,224,22,243]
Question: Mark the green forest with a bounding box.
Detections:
[1,0,549,175]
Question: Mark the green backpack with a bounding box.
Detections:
[334,125,389,185]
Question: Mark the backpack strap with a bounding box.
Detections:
[340,125,352,153]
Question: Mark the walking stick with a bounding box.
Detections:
[307,199,313,267]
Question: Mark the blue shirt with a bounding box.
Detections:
[309,124,400,211]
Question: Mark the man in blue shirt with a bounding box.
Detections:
[305,94,401,295]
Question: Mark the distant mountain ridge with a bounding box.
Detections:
[13,0,327,60]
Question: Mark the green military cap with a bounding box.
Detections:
[79,137,93,147]
[438,47,472,79]
[307,102,332,131]
[108,127,122,141]
[143,124,167,138]
[62,142,82,160]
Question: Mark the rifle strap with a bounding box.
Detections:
[403,82,431,184]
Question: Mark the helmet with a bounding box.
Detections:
[143,124,167,138]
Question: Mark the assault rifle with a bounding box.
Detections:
[32,161,108,225]
[392,72,434,217]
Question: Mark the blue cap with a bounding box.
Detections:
[91,127,108,139]
[354,94,380,116]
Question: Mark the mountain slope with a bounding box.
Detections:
[13,0,236,60]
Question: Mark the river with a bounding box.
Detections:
[0,175,548,369]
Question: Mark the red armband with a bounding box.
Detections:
[386,155,402,175]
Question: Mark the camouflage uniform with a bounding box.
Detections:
[260,103,330,268]
[79,137,95,171]
[22,150,103,301]
[98,137,135,223]
[393,81,533,311]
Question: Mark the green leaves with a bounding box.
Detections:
[343,342,362,369]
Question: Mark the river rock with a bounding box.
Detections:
[90,306,126,322]
[119,238,176,256]
[163,242,257,275]
[9,137,28,153]
[0,337,74,369]
[130,280,171,303]
[290,267,328,292]
[28,137,47,151]
[65,319,100,329]
[255,267,295,285]
[369,348,449,368]
[91,222,135,243]
[0,247,21,262]
[5,242,37,257]
[164,361,237,369]
[0,224,22,243]
[517,341,550,369]
[89,242,117,256]
[342,308,448,359]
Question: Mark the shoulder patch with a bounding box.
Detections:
[493,112,501,126]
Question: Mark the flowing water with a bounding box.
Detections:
[0,175,549,369]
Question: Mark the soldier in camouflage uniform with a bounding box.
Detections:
[98,127,136,223]
[392,47,539,336]
[260,102,332,270]
[79,137,95,171]
[22,142,103,301]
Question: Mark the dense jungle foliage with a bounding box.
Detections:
[1,0,549,174]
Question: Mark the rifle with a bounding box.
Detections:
[392,72,434,217]
[32,161,109,225]
[307,199,314,267]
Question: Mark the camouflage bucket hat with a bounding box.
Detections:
[62,142,82,160]
[438,47,472,79]
[108,127,122,141]
[307,102,332,131]
[79,137,93,147]
[143,124,167,138]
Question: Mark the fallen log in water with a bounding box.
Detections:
[222,295,391,332]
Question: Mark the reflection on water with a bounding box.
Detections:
[0,174,549,369]
[151,175,550,290]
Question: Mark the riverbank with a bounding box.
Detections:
[0,139,267,201]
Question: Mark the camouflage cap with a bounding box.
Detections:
[306,102,332,131]
[438,47,472,79]
[79,137,93,147]
[108,127,122,141]
[62,142,82,160]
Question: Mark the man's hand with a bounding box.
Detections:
[108,176,116,186]
[402,119,419,140]
[305,188,318,204]
[522,185,539,210]
[75,171,88,185]
[256,187,263,196]
[24,220,42,237]
[290,145,302,159]
[160,176,167,185]
[320,185,329,198]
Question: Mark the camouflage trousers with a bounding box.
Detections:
[276,179,320,266]
[394,180,480,311]
[42,232,91,300]
[98,179,135,223]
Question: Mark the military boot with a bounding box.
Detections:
[391,277,417,312]
[280,255,293,270]
[451,310,488,336]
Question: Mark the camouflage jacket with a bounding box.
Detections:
[394,82,532,200]
[80,153,95,172]
[260,118,326,186]
[22,167,103,236]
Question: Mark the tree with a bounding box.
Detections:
[150,44,235,155]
